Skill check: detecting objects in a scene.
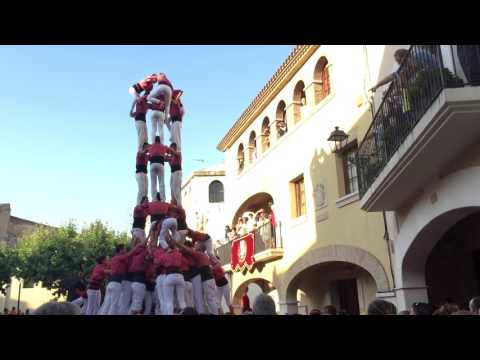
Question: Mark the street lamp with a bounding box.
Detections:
[327,126,349,152]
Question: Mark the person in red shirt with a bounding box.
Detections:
[147,94,166,145]
[176,241,218,315]
[85,256,111,315]
[242,286,252,313]
[132,196,149,245]
[211,256,233,314]
[158,204,178,250]
[135,144,149,206]
[188,229,214,257]
[147,73,173,144]
[129,96,149,151]
[168,90,184,151]
[98,244,137,315]
[166,142,182,206]
[154,242,186,315]
[148,136,168,202]
[127,244,149,315]
[129,74,156,101]
[146,193,172,247]
[144,260,157,315]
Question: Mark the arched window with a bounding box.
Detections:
[261,117,270,152]
[275,101,287,139]
[293,81,306,123]
[313,57,330,104]
[237,143,245,173]
[248,131,257,163]
[209,180,224,203]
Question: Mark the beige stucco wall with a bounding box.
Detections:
[221,46,395,312]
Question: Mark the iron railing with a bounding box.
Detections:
[216,221,281,267]
[357,45,480,197]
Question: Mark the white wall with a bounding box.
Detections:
[182,174,227,241]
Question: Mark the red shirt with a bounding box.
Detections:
[110,252,130,275]
[90,263,107,283]
[183,248,210,267]
[179,255,189,273]
[170,100,184,119]
[156,249,184,268]
[134,100,149,114]
[167,150,182,167]
[211,262,225,281]
[128,245,147,273]
[136,151,148,166]
[133,203,149,218]
[148,143,168,159]
[190,231,210,244]
[139,75,156,92]
[156,74,173,90]
[242,294,251,312]
[148,201,171,216]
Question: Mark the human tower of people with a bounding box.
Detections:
[73,73,233,315]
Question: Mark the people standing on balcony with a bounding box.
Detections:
[85,256,110,315]
[148,136,168,201]
[129,97,149,151]
[269,201,278,247]
[166,142,182,206]
[132,197,149,245]
[129,74,157,102]
[168,90,184,151]
[147,73,174,143]
[135,144,149,205]
[241,286,251,313]
[211,256,233,314]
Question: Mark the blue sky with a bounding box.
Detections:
[0,45,294,232]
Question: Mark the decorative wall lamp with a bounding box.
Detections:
[327,126,349,152]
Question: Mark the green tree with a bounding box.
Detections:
[16,220,129,299]
[0,244,19,295]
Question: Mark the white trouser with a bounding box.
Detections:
[163,273,186,315]
[203,279,219,315]
[132,228,146,244]
[135,120,148,151]
[148,84,172,126]
[98,281,122,315]
[150,163,165,201]
[184,281,194,308]
[191,274,206,314]
[154,286,161,315]
[144,290,153,315]
[159,217,177,249]
[150,110,165,144]
[174,229,188,245]
[129,282,146,314]
[156,274,166,315]
[71,297,87,314]
[119,280,132,315]
[85,289,102,315]
[135,172,148,205]
[216,283,232,310]
[170,120,182,150]
[170,170,182,206]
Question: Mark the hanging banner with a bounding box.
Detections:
[231,232,255,272]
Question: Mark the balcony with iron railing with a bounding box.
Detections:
[357,45,480,212]
[216,221,284,269]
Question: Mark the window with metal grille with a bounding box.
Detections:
[209,180,224,203]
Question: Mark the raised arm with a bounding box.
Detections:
[370,73,395,92]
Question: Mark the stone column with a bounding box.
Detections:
[395,286,429,312]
